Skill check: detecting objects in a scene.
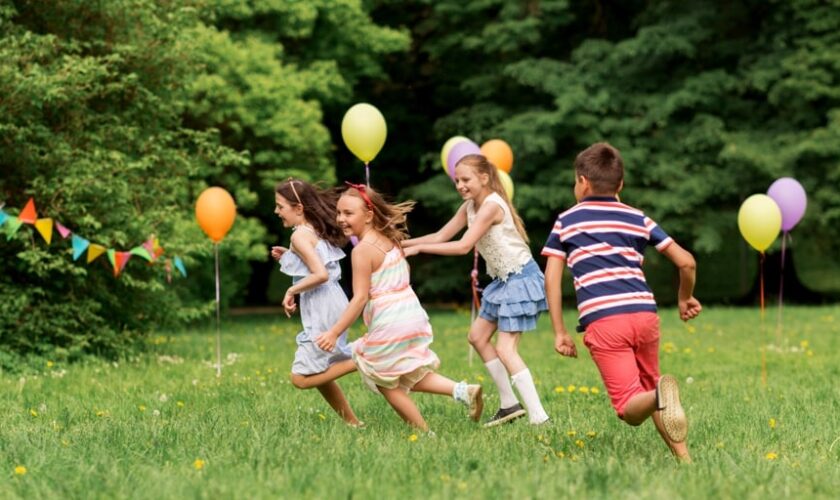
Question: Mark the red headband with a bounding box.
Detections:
[344,181,374,211]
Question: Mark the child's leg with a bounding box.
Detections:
[469,317,520,410]
[652,411,691,461]
[379,385,428,431]
[497,331,549,424]
[315,381,362,426]
[290,359,356,389]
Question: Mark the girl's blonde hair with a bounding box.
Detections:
[457,154,529,243]
[342,183,416,242]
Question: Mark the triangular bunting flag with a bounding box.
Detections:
[55,221,72,239]
[19,198,37,224]
[35,218,54,245]
[174,256,187,277]
[107,249,116,267]
[5,216,23,239]
[113,251,132,277]
[87,244,107,263]
[72,235,90,261]
[130,246,153,262]
[0,209,7,227]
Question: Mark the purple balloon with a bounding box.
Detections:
[767,177,807,231]
[350,235,359,246]
[446,140,481,178]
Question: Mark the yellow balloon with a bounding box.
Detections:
[341,103,387,163]
[497,168,514,200]
[440,136,469,176]
[738,194,781,252]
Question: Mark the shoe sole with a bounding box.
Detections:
[657,375,688,443]
[469,386,484,422]
[483,408,527,428]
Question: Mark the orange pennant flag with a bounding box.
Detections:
[113,251,132,277]
[87,244,107,263]
[19,198,37,224]
[34,218,54,245]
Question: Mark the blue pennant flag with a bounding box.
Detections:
[0,209,7,227]
[72,234,90,261]
[173,256,187,277]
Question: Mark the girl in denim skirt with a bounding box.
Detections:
[403,154,549,426]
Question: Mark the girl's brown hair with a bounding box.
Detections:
[276,179,347,248]
[456,154,529,243]
[342,183,415,242]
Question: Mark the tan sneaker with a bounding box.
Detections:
[656,375,688,443]
[466,384,484,422]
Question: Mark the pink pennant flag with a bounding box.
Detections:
[55,221,72,239]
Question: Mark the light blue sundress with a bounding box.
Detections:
[279,228,352,375]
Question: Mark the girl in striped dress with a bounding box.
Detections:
[315,183,483,432]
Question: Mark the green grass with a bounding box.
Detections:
[2,306,839,499]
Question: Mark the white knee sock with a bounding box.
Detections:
[485,358,519,409]
[511,368,549,424]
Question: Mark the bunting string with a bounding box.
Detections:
[1,197,187,280]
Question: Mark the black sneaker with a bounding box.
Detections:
[483,403,526,428]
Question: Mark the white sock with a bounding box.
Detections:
[511,368,549,424]
[485,358,519,409]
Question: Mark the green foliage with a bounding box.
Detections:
[1,307,839,496]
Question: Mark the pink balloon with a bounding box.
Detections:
[446,140,481,178]
[767,177,807,231]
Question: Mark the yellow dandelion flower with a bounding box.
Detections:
[707,347,716,353]
[579,386,590,394]
[457,481,468,491]
[662,342,676,353]
[586,431,597,438]
[807,350,814,357]
[570,455,579,462]
[554,386,565,393]
[193,458,205,470]
[138,405,146,412]
[716,441,725,449]
[590,387,600,395]
[95,410,107,417]
[176,401,185,408]
[14,465,27,476]
[476,375,485,382]
[567,384,576,392]
[555,451,565,458]
[46,360,54,368]
[29,409,38,417]
[686,325,696,334]
[408,434,418,442]
[683,348,692,354]
[61,439,70,447]
[575,439,585,448]
[800,340,809,349]
[769,418,776,429]
[567,430,577,437]
[543,455,550,463]
[267,368,273,374]
[765,452,778,460]
[440,474,451,482]
[318,413,326,421]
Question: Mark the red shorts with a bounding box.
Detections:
[583,312,660,418]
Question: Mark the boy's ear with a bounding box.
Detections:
[616,179,624,194]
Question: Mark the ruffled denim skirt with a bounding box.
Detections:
[478,259,547,332]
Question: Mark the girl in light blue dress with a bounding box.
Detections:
[272,179,361,426]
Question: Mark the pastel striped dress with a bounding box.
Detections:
[352,245,440,392]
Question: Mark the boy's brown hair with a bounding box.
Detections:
[574,142,624,194]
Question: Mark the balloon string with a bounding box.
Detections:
[365,162,370,188]
[759,251,767,387]
[468,248,481,367]
[215,243,222,378]
[776,232,787,346]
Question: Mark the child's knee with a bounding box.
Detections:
[290,374,310,390]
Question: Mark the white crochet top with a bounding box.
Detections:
[466,192,532,280]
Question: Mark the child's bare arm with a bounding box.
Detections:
[661,242,702,321]
[409,202,501,256]
[544,257,577,358]
[315,245,374,351]
[402,204,468,248]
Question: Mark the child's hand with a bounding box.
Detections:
[315,331,337,352]
[402,245,419,257]
[271,246,288,261]
[679,297,702,321]
[282,291,297,318]
[554,331,578,358]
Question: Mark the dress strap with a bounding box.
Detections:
[358,238,389,255]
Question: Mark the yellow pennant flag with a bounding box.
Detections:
[87,244,107,263]
[35,218,54,245]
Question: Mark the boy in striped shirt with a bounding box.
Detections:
[542,142,702,462]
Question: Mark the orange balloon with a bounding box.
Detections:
[480,139,514,173]
[196,187,237,243]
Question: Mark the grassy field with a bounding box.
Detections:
[2,305,839,499]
